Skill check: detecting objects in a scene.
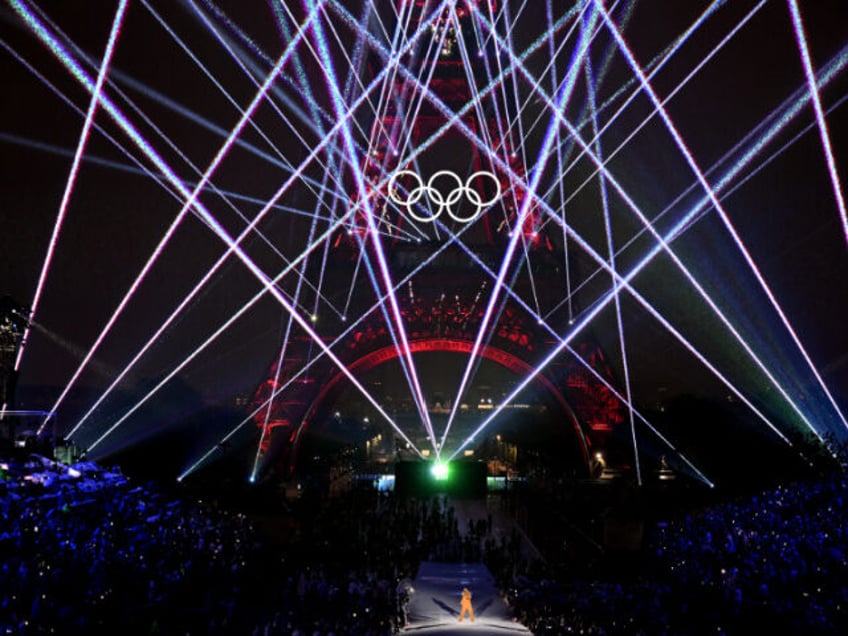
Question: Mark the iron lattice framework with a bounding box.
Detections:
[250,1,626,474]
[249,271,626,472]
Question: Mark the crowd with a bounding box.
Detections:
[4,447,848,635]
[0,454,510,635]
[507,470,848,635]
[0,454,262,634]
[250,488,524,634]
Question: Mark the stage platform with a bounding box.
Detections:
[401,562,532,635]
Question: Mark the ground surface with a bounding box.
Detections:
[402,561,532,635]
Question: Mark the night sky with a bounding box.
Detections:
[1,0,847,473]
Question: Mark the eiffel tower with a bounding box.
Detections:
[249,1,627,476]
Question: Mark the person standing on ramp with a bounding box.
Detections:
[458,587,474,623]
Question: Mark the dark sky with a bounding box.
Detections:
[1,0,847,465]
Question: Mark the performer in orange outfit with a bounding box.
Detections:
[458,587,474,623]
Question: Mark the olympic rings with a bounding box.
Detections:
[387,170,501,223]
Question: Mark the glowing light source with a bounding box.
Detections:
[431,461,449,481]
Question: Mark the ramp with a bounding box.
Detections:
[402,561,532,635]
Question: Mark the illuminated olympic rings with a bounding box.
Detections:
[387,170,501,223]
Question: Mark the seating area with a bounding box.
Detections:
[2,450,848,635]
[508,470,848,635]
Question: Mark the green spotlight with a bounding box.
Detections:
[431,461,449,481]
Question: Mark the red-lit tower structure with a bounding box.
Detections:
[249,1,627,474]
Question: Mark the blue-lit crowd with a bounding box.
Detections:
[509,470,848,635]
[0,456,262,634]
[0,456,502,635]
[3,449,848,635]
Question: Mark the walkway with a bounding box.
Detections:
[401,561,532,635]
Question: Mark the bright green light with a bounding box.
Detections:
[431,461,449,481]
